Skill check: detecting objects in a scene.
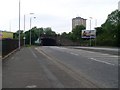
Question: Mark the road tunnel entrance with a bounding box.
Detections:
[41,38,57,46]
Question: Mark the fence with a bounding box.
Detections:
[2,39,24,57]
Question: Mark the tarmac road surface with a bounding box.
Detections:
[2,46,118,88]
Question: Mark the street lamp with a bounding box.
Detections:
[23,14,26,46]
[18,0,21,49]
[95,19,97,46]
[29,13,36,45]
[89,17,92,46]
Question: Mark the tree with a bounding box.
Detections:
[23,27,57,45]
[117,10,120,46]
[61,32,68,38]
[13,30,24,39]
[44,27,56,36]
[71,25,85,41]
[95,9,119,46]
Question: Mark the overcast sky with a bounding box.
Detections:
[0,0,119,33]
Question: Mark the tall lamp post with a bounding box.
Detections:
[95,19,97,46]
[23,15,26,46]
[89,17,92,46]
[19,0,21,49]
[29,13,35,45]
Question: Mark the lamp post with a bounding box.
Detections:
[89,17,92,46]
[30,17,32,45]
[95,19,97,46]
[23,14,26,46]
[9,21,11,31]
[29,13,35,45]
[19,0,21,49]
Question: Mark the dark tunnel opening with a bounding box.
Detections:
[41,38,57,46]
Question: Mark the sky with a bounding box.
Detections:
[0,0,119,34]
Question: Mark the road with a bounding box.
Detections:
[3,46,118,88]
[73,46,118,55]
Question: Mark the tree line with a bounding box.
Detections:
[60,9,119,47]
[13,27,57,45]
[13,9,119,47]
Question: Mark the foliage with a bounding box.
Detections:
[61,32,69,38]
[95,9,119,47]
[13,9,119,47]
[13,30,24,39]
[14,27,57,45]
[44,27,56,36]
[71,25,85,41]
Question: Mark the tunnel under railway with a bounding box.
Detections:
[41,37,57,46]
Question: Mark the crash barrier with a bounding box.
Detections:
[2,39,23,57]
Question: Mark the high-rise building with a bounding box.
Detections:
[118,1,120,11]
[72,17,87,29]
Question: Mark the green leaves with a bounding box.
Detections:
[72,25,85,41]
[96,9,119,47]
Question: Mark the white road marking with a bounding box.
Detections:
[101,54,118,58]
[109,55,118,58]
[70,52,79,56]
[36,48,52,60]
[90,58,115,66]
[102,54,109,55]
[35,48,38,50]
[35,48,65,88]
[30,49,37,58]
[49,46,68,50]
[85,51,95,53]
[26,85,37,88]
